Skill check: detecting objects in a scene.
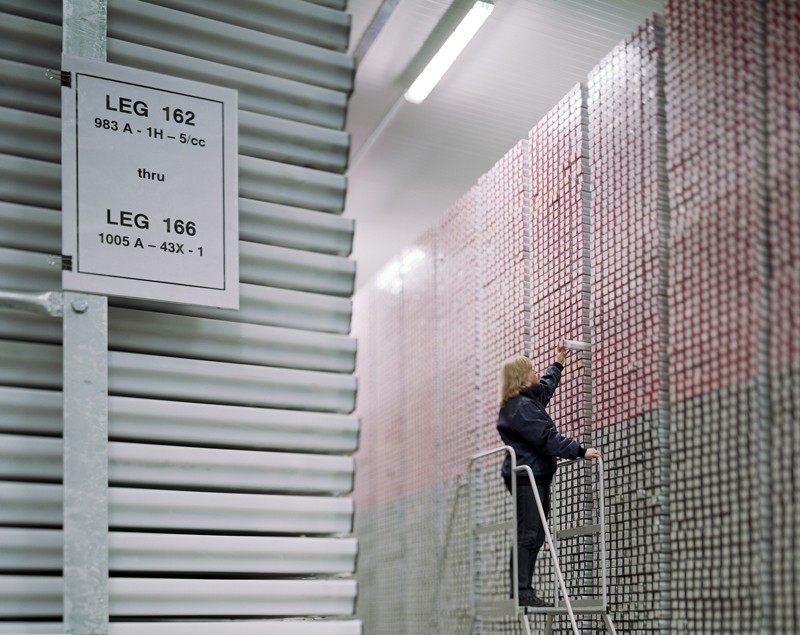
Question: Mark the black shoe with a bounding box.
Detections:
[519,591,551,607]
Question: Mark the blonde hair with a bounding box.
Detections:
[499,356,532,404]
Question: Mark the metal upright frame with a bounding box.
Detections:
[468,445,618,635]
[61,2,110,632]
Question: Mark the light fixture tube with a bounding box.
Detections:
[404,1,494,105]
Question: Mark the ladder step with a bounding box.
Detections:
[558,599,606,609]
[477,597,608,617]
[524,601,607,616]
[556,523,600,539]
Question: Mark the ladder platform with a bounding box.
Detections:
[524,600,608,615]
[475,598,608,617]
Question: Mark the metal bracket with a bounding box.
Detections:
[0,290,64,318]
[45,68,72,87]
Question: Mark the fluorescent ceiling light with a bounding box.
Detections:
[375,248,427,294]
[404,1,494,105]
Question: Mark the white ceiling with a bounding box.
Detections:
[343,0,665,288]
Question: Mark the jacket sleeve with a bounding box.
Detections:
[538,422,583,460]
[513,400,583,460]
[537,363,563,406]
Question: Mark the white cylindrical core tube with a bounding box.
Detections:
[563,340,590,352]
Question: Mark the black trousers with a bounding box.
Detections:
[506,478,551,595]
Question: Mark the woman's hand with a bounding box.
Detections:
[556,346,567,366]
[584,448,602,459]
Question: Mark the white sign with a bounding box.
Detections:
[61,56,239,309]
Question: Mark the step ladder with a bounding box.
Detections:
[468,446,618,635]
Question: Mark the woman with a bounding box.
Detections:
[496,347,601,607]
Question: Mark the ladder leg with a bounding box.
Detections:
[520,612,533,635]
[543,614,555,635]
[602,613,618,635]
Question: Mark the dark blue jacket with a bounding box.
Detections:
[497,363,585,485]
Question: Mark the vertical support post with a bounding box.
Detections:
[579,83,595,618]
[467,463,477,624]
[63,0,107,61]
[510,457,519,608]
[62,2,108,634]
[753,2,773,633]
[62,292,109,634]
[653,15,673,635]
[597,459,608,610]
[550,474,558,603]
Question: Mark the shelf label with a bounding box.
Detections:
[61,56,239,309]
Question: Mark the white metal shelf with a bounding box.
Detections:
[109,621,362,635]
[108,577,358,617]
[107,394,360,453]
[109,0,353,92]
[0,385,359,453]
[0,12,60,69]
[239,110,349,173]
[0,247,60,290]
[0,481,354,535]
[141,0,351,52]
[0,576,357,618]
[108,351,357,413]
[0,433,355,494]
[113,284,354,335]
[0,386,61,436]
[107,307,356,373]
[109,441,355,495]
[0,154,60,210]
[0,341,356,411]
[0,622,363,635]
[0,57,60,116]
[239,198,353,255]
[239,155,346,214]
[0,341,61,390]
[108,487,354,535]
[240,242,355,297]
[0,105,59,162]
[0,575,61,617]
[0,202,60,255]
[0,527,357,575]
[0,482,62,527]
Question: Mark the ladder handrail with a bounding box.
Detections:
[468,445,520,622]
[513,462,580,635]
[551,457,610,611]
[468,445,613,635]
[430,475,471,633]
